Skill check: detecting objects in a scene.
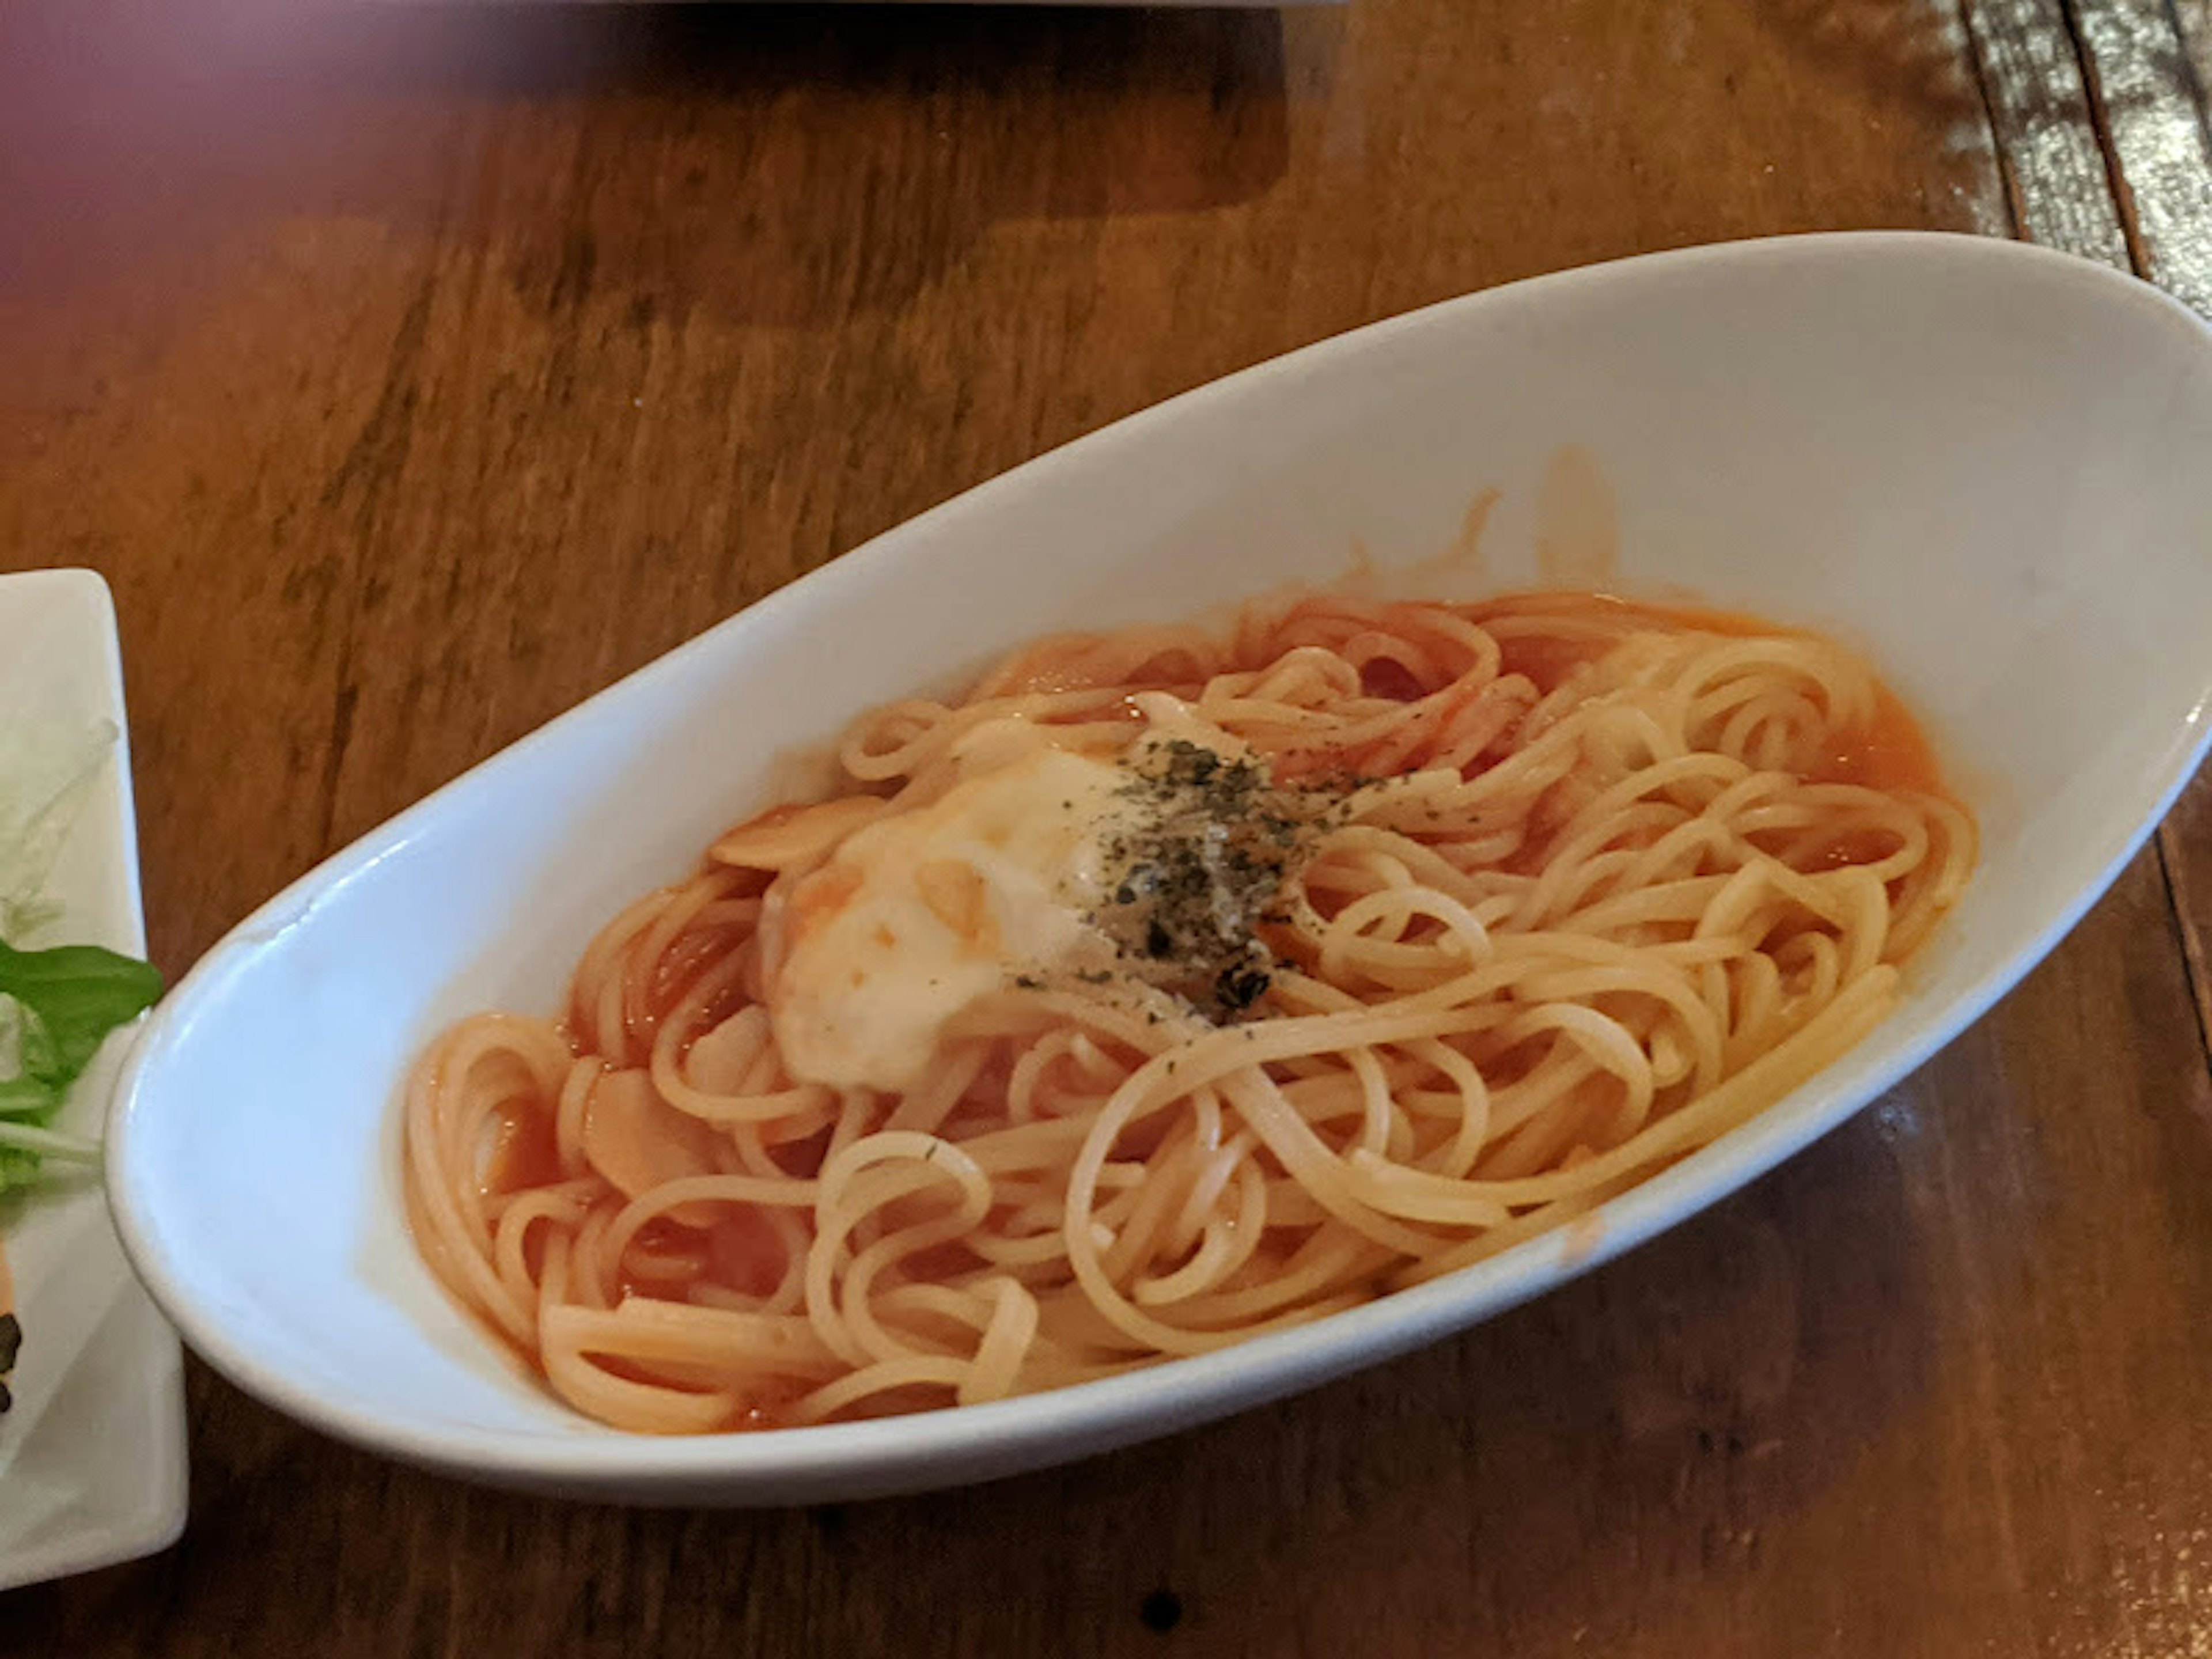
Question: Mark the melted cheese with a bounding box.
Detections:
[770,748,1126,1092]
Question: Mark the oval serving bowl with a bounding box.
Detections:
[108,233,2212,1503]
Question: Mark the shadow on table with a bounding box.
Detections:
[0,2,1297,326]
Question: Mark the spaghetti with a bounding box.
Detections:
[404,589,1973,1433]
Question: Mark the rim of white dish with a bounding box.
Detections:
[104,229,2212,1488]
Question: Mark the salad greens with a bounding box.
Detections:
[0,941,163,1191]
[0,713,162,1194]
[0,664,165,1412]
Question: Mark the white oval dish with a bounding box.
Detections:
[108,233,2212,1503]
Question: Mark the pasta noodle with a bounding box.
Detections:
[403,589,1974,1433]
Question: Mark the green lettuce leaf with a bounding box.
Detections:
[0,940,162,1193]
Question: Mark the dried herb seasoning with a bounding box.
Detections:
[1085,740,1341,1021]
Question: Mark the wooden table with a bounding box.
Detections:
[6,3,2212,1653]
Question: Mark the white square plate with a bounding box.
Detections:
[0,569,185,1590]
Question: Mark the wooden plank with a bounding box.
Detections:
[1959,0,2133,258]
[2070,0,2212,304]
[2178,0,2212,105]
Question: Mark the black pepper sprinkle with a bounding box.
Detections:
[1214,963,1271,1012]
[1081,739,1347,1022]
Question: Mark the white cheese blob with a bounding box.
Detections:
[769,748,1126,1092]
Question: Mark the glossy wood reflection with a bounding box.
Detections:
[2,1,2210,1654]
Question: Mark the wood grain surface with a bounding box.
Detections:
[3,2,2211,1654]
